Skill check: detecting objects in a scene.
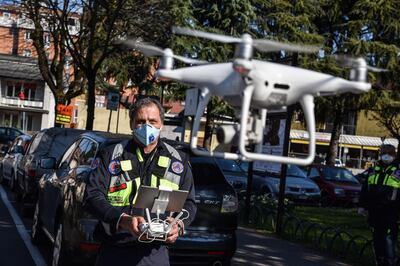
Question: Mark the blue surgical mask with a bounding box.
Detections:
[133,124,161,146]
[381,154,394,164]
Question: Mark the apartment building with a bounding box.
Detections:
[0,5,79,132]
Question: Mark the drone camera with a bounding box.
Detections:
[216,124,239,144]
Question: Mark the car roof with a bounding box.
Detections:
[15,134,32,141]
[0,126,24,133]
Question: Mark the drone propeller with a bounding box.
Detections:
[332,55,388,72]
[172,26,320,54]
[115,38,208,65]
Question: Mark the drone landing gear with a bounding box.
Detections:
[189,85,316,166]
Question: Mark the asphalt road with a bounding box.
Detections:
[0,183,351,266]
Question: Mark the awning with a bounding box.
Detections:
[290,130,398,150]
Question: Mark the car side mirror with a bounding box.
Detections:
[40,157,57,169]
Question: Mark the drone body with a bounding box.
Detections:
[157,59,371,110]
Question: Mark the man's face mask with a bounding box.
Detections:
[133,124,161,146]
[381,154,394,164]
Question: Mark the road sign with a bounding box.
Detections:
[184,88,199,116]
[107,92,120,111]
[56,104,73,124]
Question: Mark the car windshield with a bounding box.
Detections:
[215,159,245,174]
[321,167,359,183]
[287,164,307,178]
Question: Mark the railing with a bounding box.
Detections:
[0,97,43,108]
[238,195,377,265]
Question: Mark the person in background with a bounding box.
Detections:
[359,144,400,266]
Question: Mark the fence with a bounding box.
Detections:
[238,196,377,265]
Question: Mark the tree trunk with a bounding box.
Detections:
[326,102,344,166]
[203,100,213,150]
[85,74,96,130]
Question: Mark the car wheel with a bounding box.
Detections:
[52,223,70,266]
[260,186,274,199]
[31,201,45,245]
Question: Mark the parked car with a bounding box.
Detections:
[304,164,361,206]
[31,134,238,266]
[0,134,31,189]
[354,169,370,184]
[215,158,248,193]
[217,159,321,204]
[0,126,24,158]
[16,127,87,212]
[252,164,321,203]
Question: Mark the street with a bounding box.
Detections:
[0,183,352,266]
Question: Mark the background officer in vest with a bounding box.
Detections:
[85,97,196,266]
[359,144,400,266]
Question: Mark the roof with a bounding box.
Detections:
[0,54,43,81]
[290,129,399,148]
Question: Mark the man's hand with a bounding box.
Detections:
[119,214,146,237]
[165,217,180,244]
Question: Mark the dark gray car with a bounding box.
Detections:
[16,127,87,213]
[0,134,31,189]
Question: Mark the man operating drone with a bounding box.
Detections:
[120,26,379,167]
[85,98,196,266]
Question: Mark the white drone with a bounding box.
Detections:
[120,28,381,165]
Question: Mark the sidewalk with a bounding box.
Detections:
[232,227,351,266]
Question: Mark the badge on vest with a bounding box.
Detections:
[108,160,121,175]
[171,161,184,174]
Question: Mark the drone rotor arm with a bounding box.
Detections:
[117,39,164,57]
[367,66,388,72]
[172,26,240,43]
[253,40,320,53]
[173,55,209,65]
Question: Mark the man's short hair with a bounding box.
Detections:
[129,97,164,123]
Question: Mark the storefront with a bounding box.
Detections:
[289,130,399,169]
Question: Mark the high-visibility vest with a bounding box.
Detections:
[367,165,400,188]
[106,142,183,207]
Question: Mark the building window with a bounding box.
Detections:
[7,85,14,97]
[73,109,78,123]
[43,34,50,46]
[3,113,19,128]
[25,30,32,41]
[68,18,76,26]
[23,49,32,57]
[3,12,10,18]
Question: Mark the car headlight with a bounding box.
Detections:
[334,188,345,196]
[221,194,238,213]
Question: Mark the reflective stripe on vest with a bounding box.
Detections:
[107,180,133,206]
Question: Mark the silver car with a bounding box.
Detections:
[217,159,321,203]
[252,164,321,203]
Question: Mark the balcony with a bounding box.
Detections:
[0,97,43,108]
